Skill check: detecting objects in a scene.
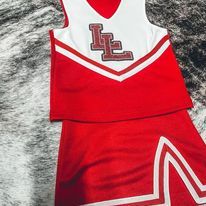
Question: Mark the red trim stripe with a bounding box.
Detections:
[54,34,170,76]
[58,0,69,27]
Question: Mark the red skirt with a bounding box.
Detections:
[54,110,206,206]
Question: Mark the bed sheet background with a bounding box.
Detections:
[0,0,205,205]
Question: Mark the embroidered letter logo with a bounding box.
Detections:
[89,23,134,61]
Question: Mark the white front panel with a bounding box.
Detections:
[53,0,169,73]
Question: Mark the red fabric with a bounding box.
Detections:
[59,0,69,27]
[49,30,193,122]
[54,110,206,205]
[54,34,170,76]
[86,0,122,19]
[49,0,193,122]
[58,0,121,27]
[51,2,204,206]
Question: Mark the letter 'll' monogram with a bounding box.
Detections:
[89,23,134,61]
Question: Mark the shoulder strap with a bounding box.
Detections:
[57,0,166,31]
[60,0,132,23]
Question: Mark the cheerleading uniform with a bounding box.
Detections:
[48,0,206,205]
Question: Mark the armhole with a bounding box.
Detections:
[143,0,168,32]
[58,0,69,28]
[52,0,69,29]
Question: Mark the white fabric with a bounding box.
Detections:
[53,0,168,71]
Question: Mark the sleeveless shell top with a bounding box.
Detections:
[49,0,193,122]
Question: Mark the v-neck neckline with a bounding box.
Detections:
[85,0,123,20]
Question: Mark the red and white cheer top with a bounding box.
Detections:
[49,0,193,122]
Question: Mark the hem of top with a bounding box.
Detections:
[49,102,194,123]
